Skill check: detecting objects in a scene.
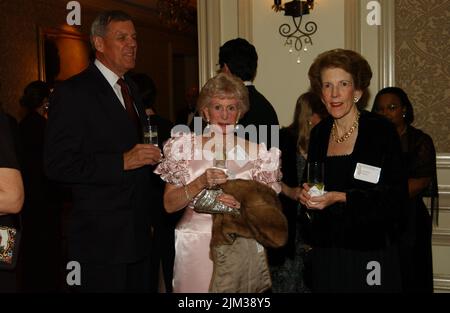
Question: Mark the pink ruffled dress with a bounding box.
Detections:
[154,132,282,293]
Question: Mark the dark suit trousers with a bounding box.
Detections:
[76,256,153,293]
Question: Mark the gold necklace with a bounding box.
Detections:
[332,112,360,143]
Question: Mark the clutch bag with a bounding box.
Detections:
[194,188,240,216]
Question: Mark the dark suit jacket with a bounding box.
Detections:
[44,64,154,264]
[307,110,408,250]
[238,85,279,148]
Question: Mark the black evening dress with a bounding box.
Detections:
[269,127,309,293]
[307,111,406,293]
[398,125,437,293]
[311,155,402,292]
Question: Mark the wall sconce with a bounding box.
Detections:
[272,0,317,63]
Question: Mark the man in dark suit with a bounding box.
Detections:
[44,10,162,292]
[219,38,279,148]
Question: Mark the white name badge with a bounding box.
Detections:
[354,163,381,184]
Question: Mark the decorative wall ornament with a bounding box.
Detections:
[272,0,317,63]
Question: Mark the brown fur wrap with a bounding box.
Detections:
[210,179,288,249]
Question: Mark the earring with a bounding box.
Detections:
[402,113,406,118]
[353,97,359,103]
[205,118,210,131]
[234,113,240,132]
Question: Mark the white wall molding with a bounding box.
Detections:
[378,0,396,88]
[344,0,361,52]
[434,274,450,292]
[437,153,450,170]
[433,229,450,246]
[439,185,450,196]
[433,152,450,278]
[197,0,250,87]
[238,0,253,42]
[197,0,221,87]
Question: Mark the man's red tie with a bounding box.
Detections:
[117,78,141,138]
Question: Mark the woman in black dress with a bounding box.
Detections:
[18,81,62,292]
[372,87,437,293]
[0,112,24,292]
[270,91,327,292]
[299,49,408,292]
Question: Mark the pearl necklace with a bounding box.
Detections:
[332,112,360,143]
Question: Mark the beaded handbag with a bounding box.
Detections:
[0,214,21,270]
[194,188,240,216]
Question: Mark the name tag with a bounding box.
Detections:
[354,163,381,184]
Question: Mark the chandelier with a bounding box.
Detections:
[157,0,197,31]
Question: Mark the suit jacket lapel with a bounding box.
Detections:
[87,64,140,142]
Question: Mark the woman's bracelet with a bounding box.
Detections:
[184,184,193,202]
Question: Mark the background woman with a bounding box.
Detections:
[372,87,437,293]
[18,80,62,292]
[270,91,327,292]
[155,73,282,292]
[299,49,408,292]
[0,112,24,292]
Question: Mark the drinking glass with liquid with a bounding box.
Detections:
[143,117,158,146]
[307,161,325,196]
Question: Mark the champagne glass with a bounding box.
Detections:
[212,147,227,171]
[148,125,159,146]
[143,117,158,146]
[209,148,227,190]
[307,161,324,196]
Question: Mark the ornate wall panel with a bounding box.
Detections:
[395,0,450,153]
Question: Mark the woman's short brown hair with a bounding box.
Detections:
[197,73,249,119]
[308,48,372,99]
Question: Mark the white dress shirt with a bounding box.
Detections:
[94,59,127,109]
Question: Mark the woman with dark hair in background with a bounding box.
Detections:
[269,91,328,292]
[372,87,437,293]
[18,80,62,292]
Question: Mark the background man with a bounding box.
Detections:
[219,38,279,148]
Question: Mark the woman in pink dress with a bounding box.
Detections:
[155,73,282,292]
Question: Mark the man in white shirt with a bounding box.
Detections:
[45,10,160,292]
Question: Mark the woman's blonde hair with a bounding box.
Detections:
[287,92,328,155]
[197,73,249,119]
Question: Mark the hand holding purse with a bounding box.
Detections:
[194,188,240,216]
